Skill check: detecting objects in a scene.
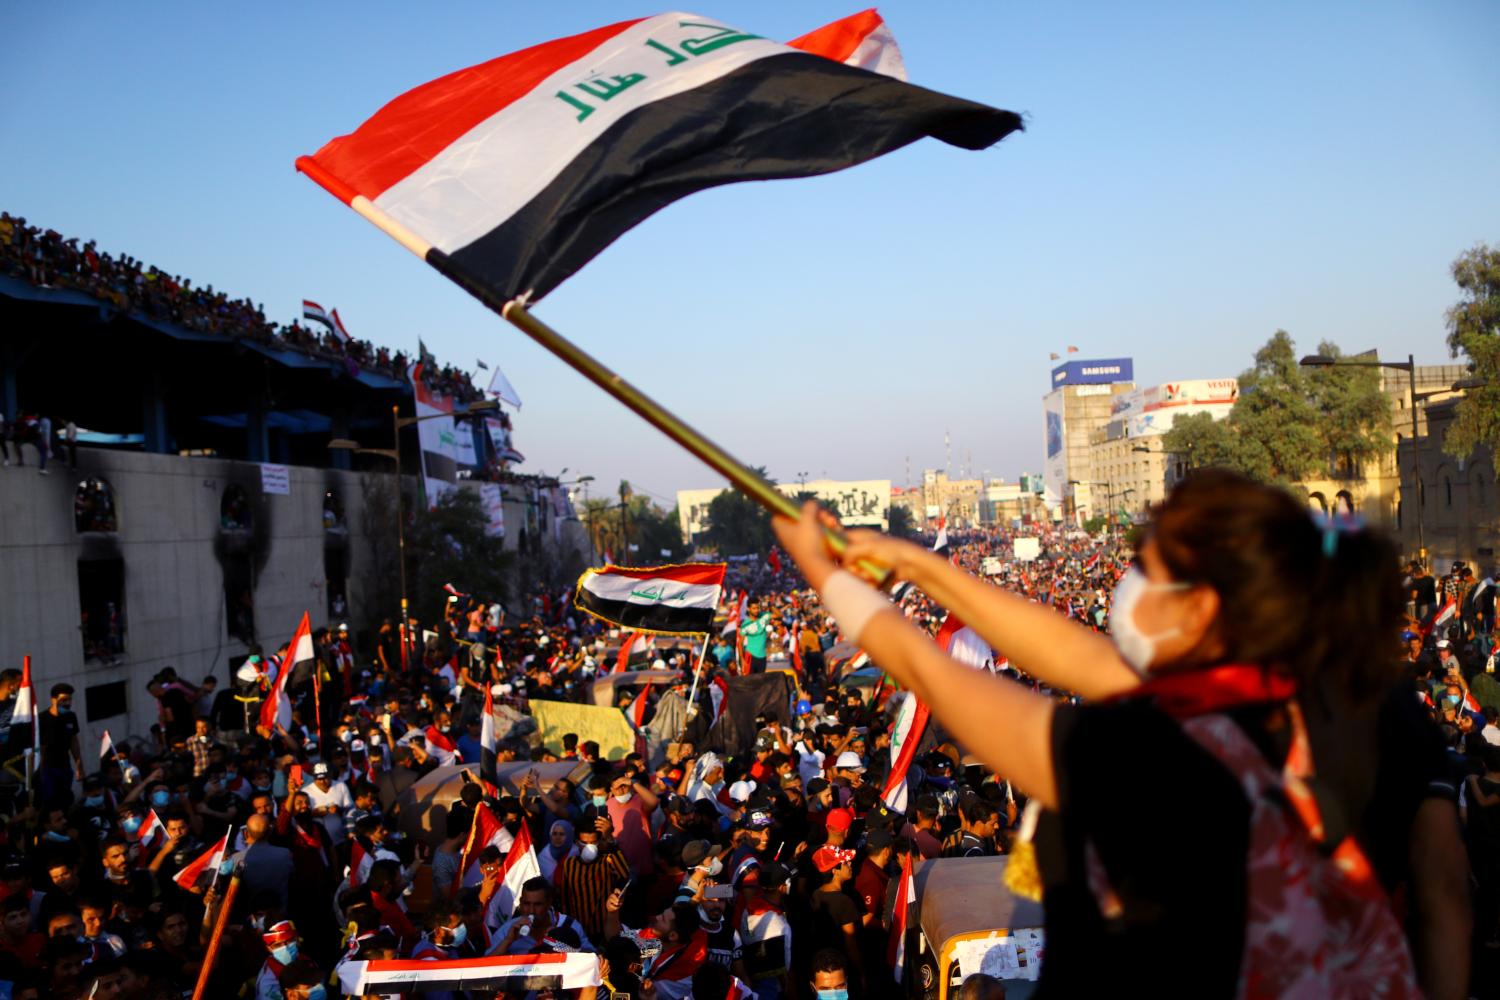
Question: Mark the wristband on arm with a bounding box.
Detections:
[818,570,892,644]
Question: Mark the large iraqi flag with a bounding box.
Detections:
[260,612,313,731]
[295,10,1020,305]
[576,562,727,635]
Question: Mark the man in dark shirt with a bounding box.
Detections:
[38,683,83,811]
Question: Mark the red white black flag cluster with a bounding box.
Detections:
[296,10,1020,305]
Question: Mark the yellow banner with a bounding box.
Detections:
[528,699,636,761]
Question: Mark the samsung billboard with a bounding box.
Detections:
[1051,357,1134,387]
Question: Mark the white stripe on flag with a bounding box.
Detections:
[583,572,720,611]
[374,16,796,254]
[844,21,907,80]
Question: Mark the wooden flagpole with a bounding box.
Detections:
[191,868,241,1000]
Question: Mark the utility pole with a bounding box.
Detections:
[619,480,631,565]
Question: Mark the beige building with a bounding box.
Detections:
[980,480,1049,526]
[1396,394,1499,570]
[1090,379,1239,518]
[676,478,892,542]
[1042,360,1138,522]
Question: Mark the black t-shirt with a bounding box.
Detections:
[1039,698,1251,998]
[1412,575,1438,606]
[808,886,860,957]
[38,709,79,768]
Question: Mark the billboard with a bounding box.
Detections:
[1042,390,1068,505]
[1050,357,1133,388]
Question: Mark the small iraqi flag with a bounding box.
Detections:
[338,952,600,995]
[888,849,914,981]
[173,828,232,892]
[936,613,992,671]
[295,10,1019,306]
[302,299,335,331]
[629,683,653,730]
[12,657,38,755]
[577,563,727,636]
[99,729,117,769]
[480,683,498,787]
[261,612,313,732]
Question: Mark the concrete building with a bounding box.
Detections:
[1090,378,1239,516]
[1397,394,1499,571]
[676,478,892,543]
[0,451,586,754]
[918,470,984,529]
[1042,358,1136,522]
[980,479,1048,526]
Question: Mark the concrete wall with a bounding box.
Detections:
[0,449,393,754]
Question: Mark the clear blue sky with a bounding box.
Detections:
[4,2,1497,507]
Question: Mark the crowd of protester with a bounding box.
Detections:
[0,494,1496,999]
[0,212,481,403]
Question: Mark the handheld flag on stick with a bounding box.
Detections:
[13,656,38,757]
[99,729,117,769]
[302,300,335,332]
[295,11,1018,573]
[888,850,914,982]
[577,562,726,636]
[174,828,232,892]
[880,692,930,814]
[480,684,498,787]
[261,612,313,732]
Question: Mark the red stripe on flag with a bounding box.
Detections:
[787,7,884,63]
[301,18,646,202]
[365,953,568,972]
[590,563,728,585]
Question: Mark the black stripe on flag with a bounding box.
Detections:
[433,51,1021,303]
[574,589,716,635]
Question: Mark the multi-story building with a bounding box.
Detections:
[676,478,892,543]
[1090,378,1239,516]
[979,479,1049,526]
[1042,358,1136,522]
[1397,392,1498,570]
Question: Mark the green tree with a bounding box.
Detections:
[887,504,916,539]
[1223,331,1326,483]
[1444,243,1500,458]
[1303,342,1392,478]
[406,489,512,630]
[703,469,776,555]
[1161,411,1240,472]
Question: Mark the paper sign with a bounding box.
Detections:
[261,463,290,495]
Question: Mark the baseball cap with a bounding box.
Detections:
[745,808,773,829]
[728,779,757,802]
[1437,639,1452,649]
[754,735,773,752]
[681,839,714,869]
[834,751,865,772]
[312,762,330,778]
[806,777,831,797]
[813,845,856,873]
[350,739,366,753]
[825,807,853,833]
[262,919,298,947]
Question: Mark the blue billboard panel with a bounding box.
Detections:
[1051,357,1133,387]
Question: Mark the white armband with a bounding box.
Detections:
[819,570,891,644]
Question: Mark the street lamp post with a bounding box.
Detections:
[1300,353,1423,560]
[330,398,498,671]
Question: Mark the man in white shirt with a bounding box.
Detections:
[1482,707,1500,747]
[301,761,354,842]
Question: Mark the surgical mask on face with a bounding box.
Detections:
[151,791,171,808]
[84,795,105,809]
[45,830,72,843]
[1109,566,1190,675]
[814,989,849,1000]
[613,793,632,805]
[579,842,600,862]
[271,943,298,964]
[1445,694,1462,707]
[122,815,143,835]
[447,923,467,948]
[591,795,607,808]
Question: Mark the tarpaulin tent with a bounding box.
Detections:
[704,672,796,760]
[588,669,684,707]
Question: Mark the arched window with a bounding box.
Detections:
[1445,477,1453,509]
[75,477,118,533]
[1334,490,1355,516]
[1308,491,1329,515]
[1478,471,1489,508]
[221,484,252,530]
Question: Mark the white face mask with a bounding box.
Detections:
[1110,566,1190,675]
[613,792,632,805]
